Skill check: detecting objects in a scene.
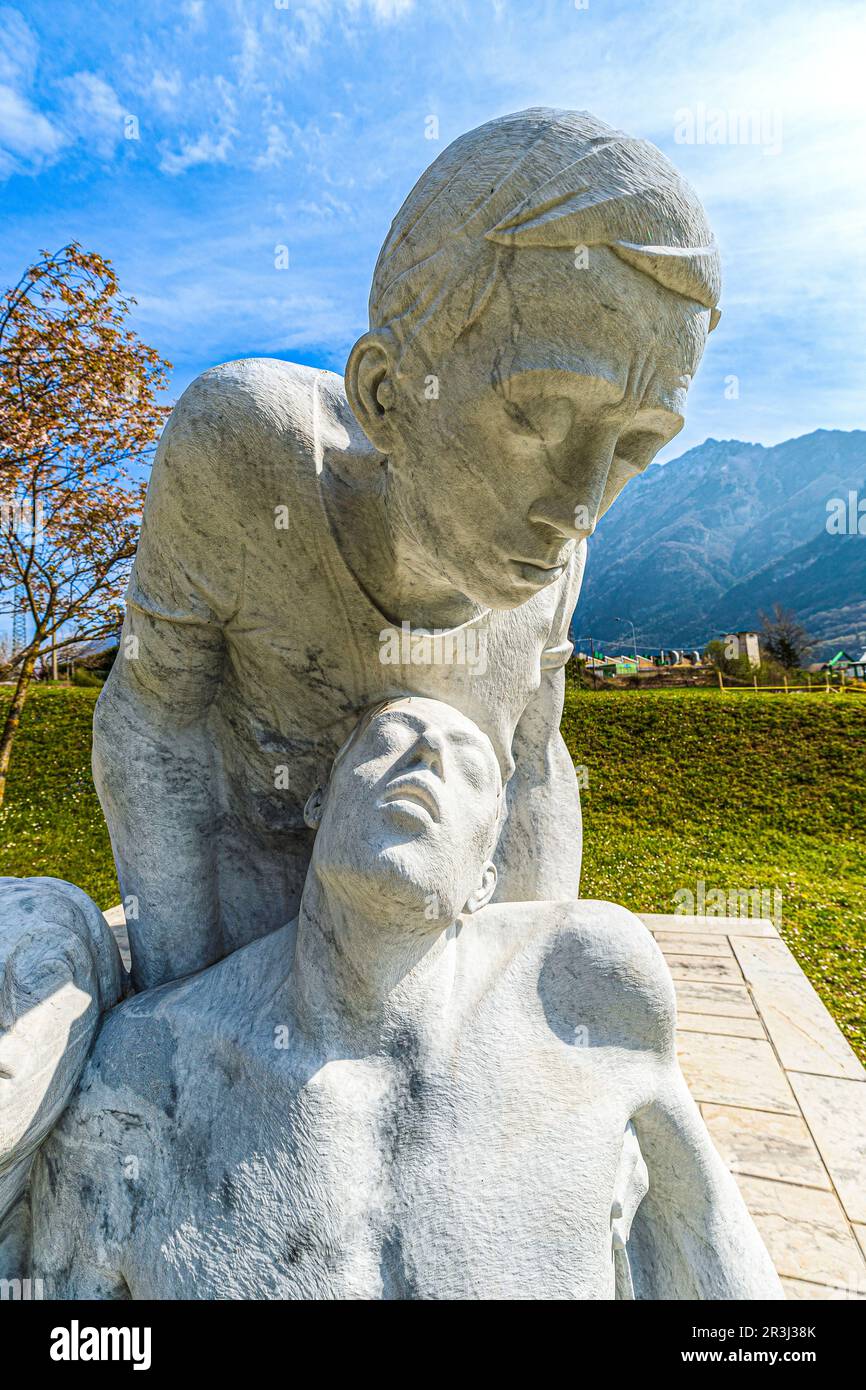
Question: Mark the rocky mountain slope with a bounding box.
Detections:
[577,430,866,656]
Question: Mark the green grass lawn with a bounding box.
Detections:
[0,687,117,909]
[2,682,865,1062]
[563,682,866,1062]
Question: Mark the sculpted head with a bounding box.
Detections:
[0,879,123,1170]
[304,697,501,927]
[347,108,720,610]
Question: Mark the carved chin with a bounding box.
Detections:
[353,845,458,925]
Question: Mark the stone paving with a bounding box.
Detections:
[103,904,866,1299]
[642,913,866,1300]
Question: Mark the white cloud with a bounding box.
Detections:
[0,5,38,84]
[298,191,352,217]
[61,71,125,157]
[158,72,237,174]
[0,82,64,171]
[366,0,414,20]
[0,7,64,174]
[235,22,262,86]
[264,0,414,68]
[160,129,233,175]
[255,121,294,170]
[150,69,183,111]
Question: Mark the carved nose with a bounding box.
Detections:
[530,456,613,539]
[529,491,600,541]
[407,729,445,778]
[530,501,597,541]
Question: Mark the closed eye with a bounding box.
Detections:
[614,430,669,473]
[503,396,574,446]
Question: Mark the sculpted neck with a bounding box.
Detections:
[291,867,458,1050]
[321,449,485,631]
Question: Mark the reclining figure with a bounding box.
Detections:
[4,698,781,1299]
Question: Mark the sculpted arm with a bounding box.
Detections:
[495,548,584,902]
[550,907,783,1298]
[629,1019,784,1299]
[93,371,240,991]
[495,664,582,901]
[94,608,224,991]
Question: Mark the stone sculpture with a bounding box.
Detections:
[0,108,785,1300]
[0,878,124,1272]
[93,107,721,991]
[24,699,781,1298]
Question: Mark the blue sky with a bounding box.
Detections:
[2,0,865,460]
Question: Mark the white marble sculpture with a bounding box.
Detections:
[93,107,722,992]
[0,108,784,1300]
[0,878,124,1272]
[22,698,781,1298]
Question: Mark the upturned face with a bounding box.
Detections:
[381,246,710,610]
[309,698,501,924]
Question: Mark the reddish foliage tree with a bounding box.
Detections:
[0,244,171,805]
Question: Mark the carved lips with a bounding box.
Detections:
[377,773,442,825]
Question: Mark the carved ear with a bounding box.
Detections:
[462,861,497,915]
[344,329,399,452]
[303,786,326,832]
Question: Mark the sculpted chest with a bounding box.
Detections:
[126,1027,644,1300]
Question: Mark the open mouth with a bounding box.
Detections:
[378,775,441,824]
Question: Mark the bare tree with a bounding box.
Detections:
[0,244,170,805]
[759,604,811,672]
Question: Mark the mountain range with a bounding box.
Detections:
[576,429,866,659]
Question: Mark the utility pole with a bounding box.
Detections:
[577,634,598,688]
[614,616,638,665]
[11,585,26,658]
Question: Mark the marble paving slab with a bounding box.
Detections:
[673,979,759,1019]
[788,1072,866,1225]
[645,912,866,1300]
[731,936,865,1080]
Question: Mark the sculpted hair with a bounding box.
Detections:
[368,107,721,363]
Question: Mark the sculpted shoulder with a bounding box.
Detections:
[68,925,297,1132]
[64,984,193,1137]
[159,357,370,488]
[479,900,676,1055]
[544,900,676,1054]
